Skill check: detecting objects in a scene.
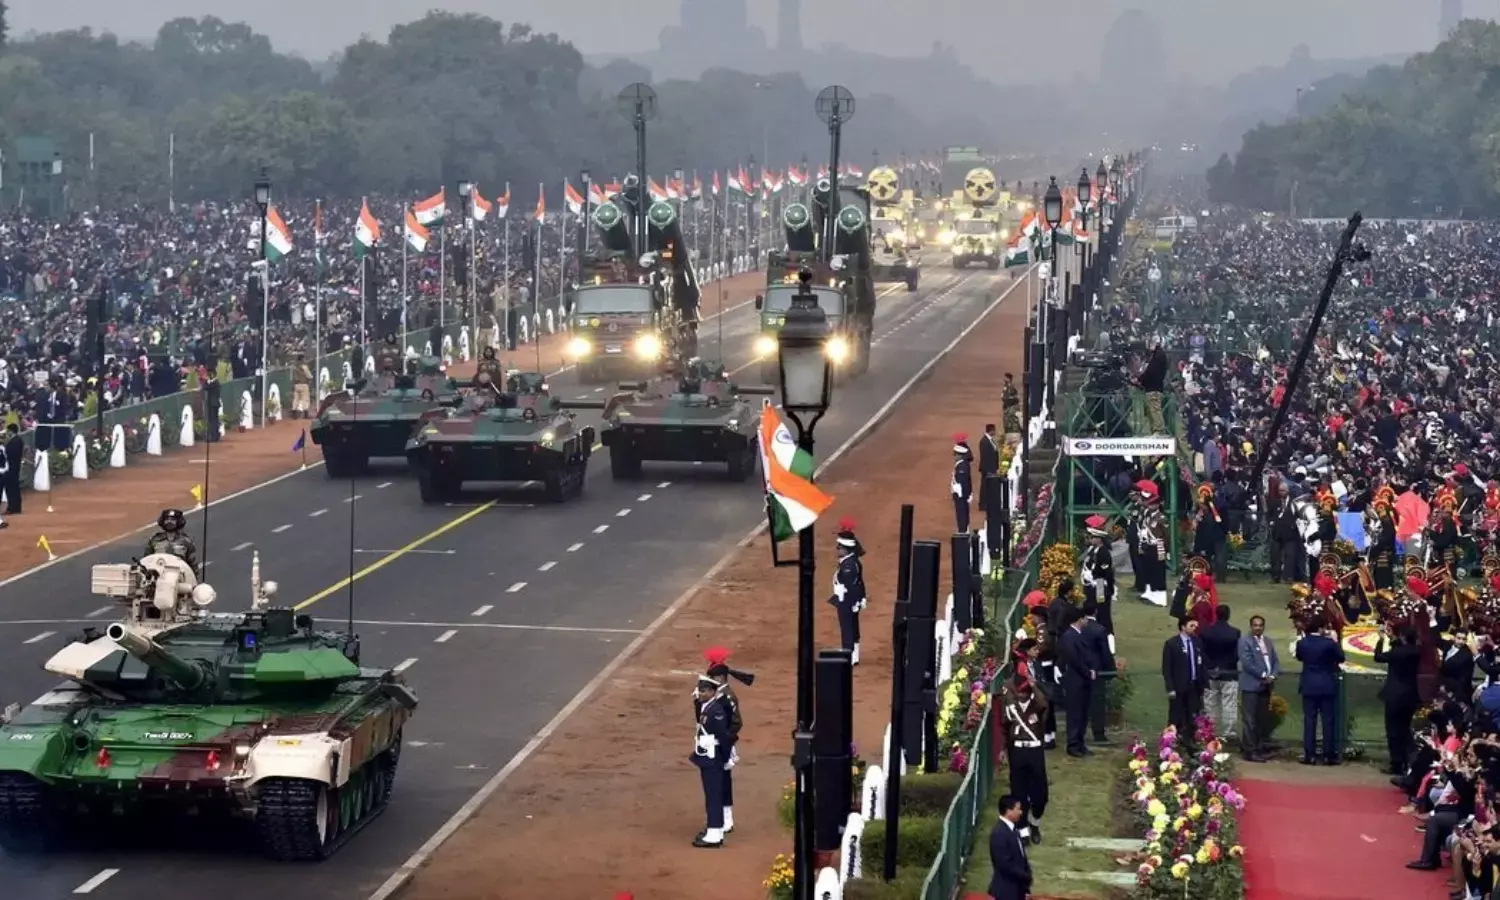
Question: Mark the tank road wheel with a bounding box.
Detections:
[255,777,338,861]
[378,732,403,805]
[418,464,461,504]
[324,447,352,478]
[609,445,642,481]
[726,444,756,483]
[0,773,64,852]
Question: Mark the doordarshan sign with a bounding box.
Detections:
[1063,436,1176,457]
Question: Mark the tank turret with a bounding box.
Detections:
[90,553,216,633]
[105,622,209,690]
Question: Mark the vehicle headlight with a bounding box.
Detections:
[939,230,956,245]
[634,333,663,360]
[825,336,851,364]
[890,229,906,244]
[567,336,592,358]
[754,335,778,358]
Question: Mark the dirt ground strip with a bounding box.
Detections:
[404,274,1033,900]
[0,274,763,581]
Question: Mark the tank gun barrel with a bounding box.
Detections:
[105,623,206,690]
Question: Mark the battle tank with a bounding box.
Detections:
[567,178,701,383]
[951,167,1003,270]
[754,179,877,383]
[405,366,603,503]
[308,350,461,477]
[865,166,920,291]
[598,358,774,481]
[0,551,417,860]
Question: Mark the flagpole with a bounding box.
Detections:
[402,205,410,355]
[560,178,569,324]
[439,214,447,331]
[469,206,477,340]
[314,199,323,404]
[503,183,512,353]
[260,219,271,429]
[168,133,176,214]
[533,183,543,338]
[360,196,368,360]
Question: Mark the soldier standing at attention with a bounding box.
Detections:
[690,647,753,848]
[1081,515,1117,644]
[1001,669,1049,844]
[701,647,754,835]
[952,433,974,533]
[829,518,868,664]
[290,351,313,419]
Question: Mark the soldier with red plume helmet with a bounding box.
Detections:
[952,433,973,532]
[829,516,868,664]
[690,645,754,847]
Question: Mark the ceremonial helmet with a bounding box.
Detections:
[1316,488,1336,510]
[1195,483,1214,503]
[1134,479,1160,503]
[953,432,971,456]
[157,508,187,532]
[835,516,865,557]
[702,646,755,686]
[1084,514,1109,538]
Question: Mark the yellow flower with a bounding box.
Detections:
[1187,804,1203,820]
[1170,861,1190,879]
[1147,799,1167,818]
[1153,814,1170,832]
[1229,845,1244,858]
[1172,817,1187,832]
[1195,847,1210,865]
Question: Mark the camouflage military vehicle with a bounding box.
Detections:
[0,551,417,860]
[598,358,773,481]
[308,350,461,477]
[405,368,603,503]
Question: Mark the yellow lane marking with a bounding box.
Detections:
[295,501,497,610]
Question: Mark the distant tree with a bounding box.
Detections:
[1205,153,1236,204]
[0,1,8,52]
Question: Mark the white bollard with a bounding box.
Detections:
[109,425,126,468]
[179,406,195,448]
[218,401,226,435]
[267,383,283,422]
[238,391,254,431]
[32,450,50,492]
[840,813,866,882]
[423,340,434,357]
[882,723,908,778]
[814,867,843,900]
[935,628,952,684]
[364,354,376,375]
[341,360,354,387]
[861,765,886,821]
[318,367,333,401]
[146,414,163,456]
[70,433,89,480]
[519,315,531,345]
[544,308,555,335]
[441,334,454,361]
[459,327,471,362]
[406,344,419,360]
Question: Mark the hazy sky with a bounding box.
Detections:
[12,0,1473,82]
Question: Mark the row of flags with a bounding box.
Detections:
[1002,187,1101,268]
[256,163,875,260]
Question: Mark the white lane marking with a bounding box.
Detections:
[593,524,609,534]
[567,542,584,552]
[538,561,557,572]
[355,620,643,635]
[271,524,293,534]
[201,561,214,569]
[692,461,702,466]
[616,508,631,517]
[393,658,418,674]
[310,508,328,517]
[23,631,55,644]
[344,494,363,503]
[592,387,604,392]
[636,494,652,502]
[472,605,494,617]
[434,629,458,644]
[230,541,253,552]
[74,869,121,894]
[657,481,672,488]
[506,582,527,593]
[363,266,1034,900]
[377,481,394,489]
[86,606,112,618]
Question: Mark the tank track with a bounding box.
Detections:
[0,773,62,851]
[255,744,399,861]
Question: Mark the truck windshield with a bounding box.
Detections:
[763,286,844,318]
[573,286,654,314]
[956,219,994,235]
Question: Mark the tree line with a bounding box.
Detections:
[1206,20,1500,217]
[0,12,931,209]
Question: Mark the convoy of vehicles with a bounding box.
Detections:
[308,354,461,476]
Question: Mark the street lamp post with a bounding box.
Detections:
[580,169,592,257]
[457,180,474,339]
[773,269,835,900]
[253,167,271,429]
[1076,168,1093,322]
[1040,176,1063,437]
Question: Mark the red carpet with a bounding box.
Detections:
[1238,778,1450,900]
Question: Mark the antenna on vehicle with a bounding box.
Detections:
[200,314,216,570]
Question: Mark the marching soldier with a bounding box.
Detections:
[700,647,754,838]
[952,433,974,533]
[1135,480,1168,606]
[1431,498,1461,621]
[1000,668,1049,844]
[1305,488,1337,583]
[829,518,868,664]
[290,351,313,419]
[689,647,752,848]
[1193,483,1227,579]
[145,508,199,573]
[1081,515,1116,642]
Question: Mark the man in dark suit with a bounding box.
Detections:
[1081,600,1115,744]
[988,794,1033,900]
[1058,605,1098,757]
[1437,627,1475,702]
[1237,615,1279,761]
[1295,621,1345,765]
[978,424,1000,511]
[1162,615,1208,741]
[1,423,21,515]
[1199,604,1242,741]
[1374,624,1423,776]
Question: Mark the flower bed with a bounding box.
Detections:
[938,629,1000,774]
[1125,716,1246,899]
[1012,482,1055,559]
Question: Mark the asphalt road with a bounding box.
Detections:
[0,260,1024,898]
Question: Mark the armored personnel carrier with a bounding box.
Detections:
[405,366,602,503]
[0,551,417,860]
[598,358,773,481]
[951,167,1003,270]
[308,351,461,476]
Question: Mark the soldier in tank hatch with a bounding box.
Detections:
[952,433,974,533]
[145,508,198,573]
[829,517,868,664]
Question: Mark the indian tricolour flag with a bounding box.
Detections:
[758,403,834,542]
[727,168,744,194]
[1003,235,1032,268]
[264,205,293,261]
[405,208,430,253]
[355,200,381,258]
[495,184,511,220]
[413,189,446,226]
[472,186,493,222]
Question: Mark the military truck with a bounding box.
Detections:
[951,166,1004,269]
[308,353,461,476]
[405,367,602,503]
[598,358,774,481]
[0,551,417,860]
[754,181,877,382]
[866,166,920,291]
[567,179,700,383]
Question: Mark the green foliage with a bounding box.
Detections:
[841,870,929,900]
[0,13,933,206]
[1213,20,1500,215]
[900,771,964,816]
[0,1,7,52]
[860,815,945,874]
